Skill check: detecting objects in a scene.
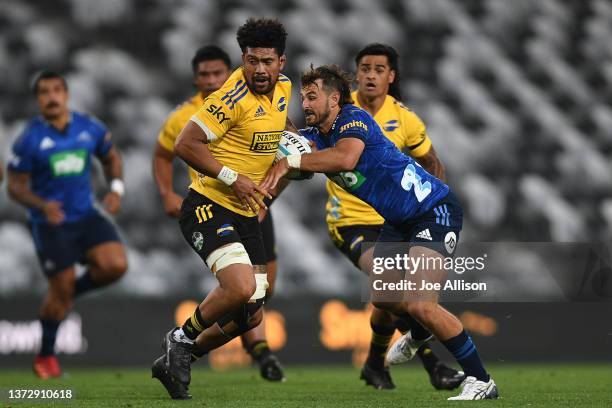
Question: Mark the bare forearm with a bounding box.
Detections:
[101,147,123,182]
[175,131,222,178]
[153,145,176,197]
[7,175,46,210]
[300,149,356,173]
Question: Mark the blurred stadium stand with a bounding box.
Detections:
[1,0,611,297]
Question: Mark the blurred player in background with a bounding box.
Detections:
[7,71,128,379]
[325,43,463,390]
[262,65,498,400]
[152,45,284,382]
[152,18,292,399]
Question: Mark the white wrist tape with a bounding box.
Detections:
[217,166,238,186]
[110,179,125,197]
[286,154,302,169]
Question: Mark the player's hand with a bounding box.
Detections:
[230,174,270,213]
[260,158,290,191]
[307,140,318,152]
[103,192,122,214]
[43,201,65,225]
[162,191,183,218]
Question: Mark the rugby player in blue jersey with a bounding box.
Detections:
[7,71,128,379]
[261,65,498,400]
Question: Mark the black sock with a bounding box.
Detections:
[396,314,431,341]
[441,330,489,382]
[417,344,440,372]
[39,317,60,356]
[366,323,395,370]
[247,340,271,363]
[191,348,207,363]
[181,306,212,341]
[74,270,100,298]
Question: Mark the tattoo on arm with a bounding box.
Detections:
[415,146,446,182]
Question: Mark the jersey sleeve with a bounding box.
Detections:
[401,109,431,158]
[300,128,326,150]
[337,111,370,143]
[89,115,113,156]
[8,128,35,173]
[157,109,184,152]
[190,93,239,142]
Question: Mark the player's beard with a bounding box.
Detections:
[249,75,276,95]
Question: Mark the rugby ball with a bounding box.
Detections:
[275,131,314,180]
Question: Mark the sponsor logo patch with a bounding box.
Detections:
[250,131,282,153]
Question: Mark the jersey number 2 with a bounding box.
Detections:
[401,164,432,202]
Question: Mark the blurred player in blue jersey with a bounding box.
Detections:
[7,71,128,379]
[261,65,498,400]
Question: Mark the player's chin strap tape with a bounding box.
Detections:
[206,242,252,275]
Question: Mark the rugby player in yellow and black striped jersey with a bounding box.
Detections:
[326,44,465,391]
[151,19,291,400]
[152,45,285,383]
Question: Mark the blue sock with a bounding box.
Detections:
[74,270,99,297]
[39,317,60,356]
[441,330,489,382]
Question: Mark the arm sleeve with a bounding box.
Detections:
[337,112,369,143]
[8,129,34,172]
[157,110,183,152]
[190,94,238,142]
[402,110,431,158]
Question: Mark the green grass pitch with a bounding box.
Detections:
[1,364,611,407]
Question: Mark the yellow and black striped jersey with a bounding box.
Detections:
[189,68,291,216]
[326,92,432,229]
[157,93,204,182]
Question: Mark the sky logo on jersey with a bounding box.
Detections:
[250,131,282,153]
[217,224,235,237]
[277,96,286,112]
[49,149,87,177]
[383,120,399,132]
[339,120,368,134]
[329,170,366,192]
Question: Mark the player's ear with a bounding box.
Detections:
[330,90,340,108]
[279,54,286,71]
[388,69,396,84]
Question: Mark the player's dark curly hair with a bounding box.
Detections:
[236,18,288,56]
[301,64,354,106]
[191,45,231,73]
[31,70,67,95]
[355,43,402,100]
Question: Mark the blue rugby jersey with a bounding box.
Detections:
[8,112,113,224]
[301,104,449,226]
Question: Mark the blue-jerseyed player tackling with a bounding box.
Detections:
[261,65,498,400]
[7,71,128,379]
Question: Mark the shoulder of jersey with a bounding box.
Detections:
[278,73,291,85]
[207,68,250,111]
[73,111,106,130]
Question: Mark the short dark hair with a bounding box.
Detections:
[31,70,67,95]
[191,45,231,73]
[355,43,402,100]
[301,64,354,106]
[236,17,287,56]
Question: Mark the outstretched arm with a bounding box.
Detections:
[260,137,364,191]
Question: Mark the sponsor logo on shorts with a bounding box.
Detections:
[217,224,235,237]
[192,232,204,251]
[416,228,433,241]
[444,231,457,254]
[250,131,282,153]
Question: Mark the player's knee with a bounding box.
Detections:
[98,255,128,281]
[230,277,257,303]
[406,302,437,322]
